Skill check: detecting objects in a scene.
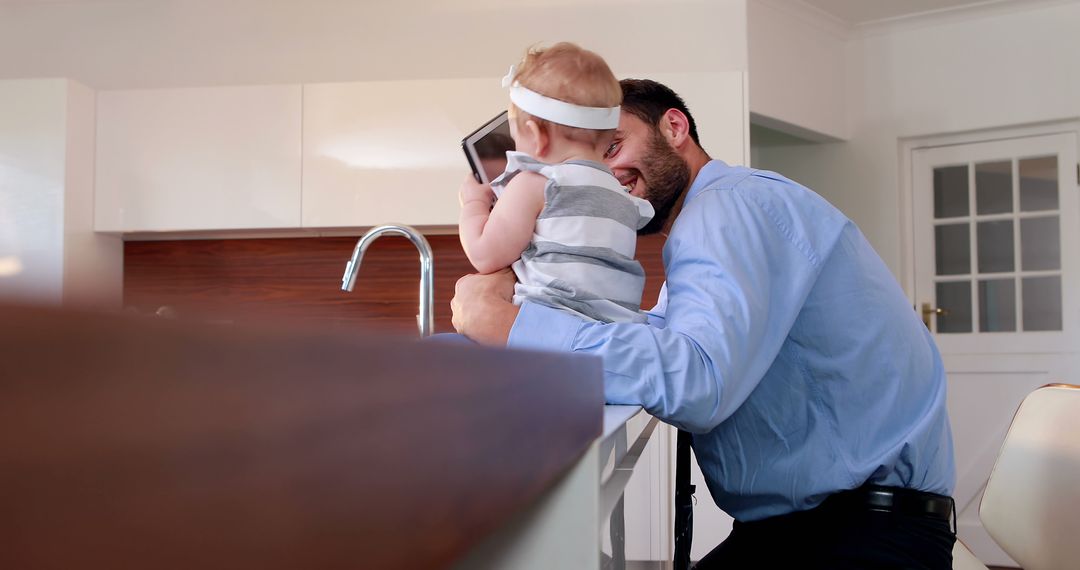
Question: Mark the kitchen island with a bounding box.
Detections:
[454,404,659,569]
[0,304,660,569]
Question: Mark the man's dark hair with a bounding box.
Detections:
[619,79,701,146]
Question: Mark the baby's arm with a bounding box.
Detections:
[458,172,546,274]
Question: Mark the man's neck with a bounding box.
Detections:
[661,148,712,236]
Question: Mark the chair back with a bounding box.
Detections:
[980,384,1080,570]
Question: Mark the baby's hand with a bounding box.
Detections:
[459,174,495,209]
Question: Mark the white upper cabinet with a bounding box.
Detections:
[95,85,302,232]
[91,72,745,234]
[301,78,506,228]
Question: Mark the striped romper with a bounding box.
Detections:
[490,151,655,323]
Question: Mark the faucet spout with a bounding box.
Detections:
[341,224,434,338]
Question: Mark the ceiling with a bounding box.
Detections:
[0,0,1030,24]
[797,0,1007,25]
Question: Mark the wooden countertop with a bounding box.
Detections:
[0,303,604,570]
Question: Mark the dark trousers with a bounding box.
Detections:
[694,488,956,570]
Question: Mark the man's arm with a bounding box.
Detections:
[450,268,520,346]
[499,188,826,434]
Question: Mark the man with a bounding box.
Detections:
[452,79,956,568]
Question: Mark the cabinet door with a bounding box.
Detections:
[301,78,506,228]
[95,85,302,232]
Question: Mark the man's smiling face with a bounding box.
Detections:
[604,113,691,235]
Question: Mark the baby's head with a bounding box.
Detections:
[506,42,621,158]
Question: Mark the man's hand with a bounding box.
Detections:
[451,268,519,346]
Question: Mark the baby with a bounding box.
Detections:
[458,42,654,323]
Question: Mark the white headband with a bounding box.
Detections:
[502,65,620,130]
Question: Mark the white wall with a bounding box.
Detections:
[754,0,1080,279]
[748,0,848,141]
[0,0,746,89]
[0,79,122,309]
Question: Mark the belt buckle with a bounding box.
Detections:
[864,488,896,513]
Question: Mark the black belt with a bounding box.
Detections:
[826,484,954,521]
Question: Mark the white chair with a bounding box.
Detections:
[974,383,1080,570]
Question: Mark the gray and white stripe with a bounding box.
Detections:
[493,151,655,323]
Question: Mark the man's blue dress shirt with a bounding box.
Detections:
[508,160,955,522]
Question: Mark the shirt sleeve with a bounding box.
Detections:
[508,185,827,433]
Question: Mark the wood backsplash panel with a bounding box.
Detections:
[124,234,667,336]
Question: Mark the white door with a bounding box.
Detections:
[911,130,1080,566]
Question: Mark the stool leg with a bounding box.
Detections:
[674,429,695,570]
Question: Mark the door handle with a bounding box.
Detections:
[920,302,950,329]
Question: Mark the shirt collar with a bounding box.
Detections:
[684,159,730,205]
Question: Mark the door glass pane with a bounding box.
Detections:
[934,165,969,218]
[977,220,1014,273]
[1020,217,1061,271]
[975,161,1013,215]
[936,281,972,333]
[936,224,970,275]
[1019,156,1058,212]
[978,279,1016,332]
[1022,276,1063,331]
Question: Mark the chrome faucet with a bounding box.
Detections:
[341,224,434,338]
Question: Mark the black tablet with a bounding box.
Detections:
[462,111,515,185]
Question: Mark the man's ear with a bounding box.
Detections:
[660,108,692,149]
[526,119,549,157]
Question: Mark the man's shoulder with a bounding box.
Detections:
[702,166,847,220]
[676,163,853,263]
[689,162,813,201]
[691,160,755,193]
[687,164,823,212]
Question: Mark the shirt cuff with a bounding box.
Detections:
[507,302,581,353]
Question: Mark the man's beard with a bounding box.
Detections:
[636,130,691,235]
